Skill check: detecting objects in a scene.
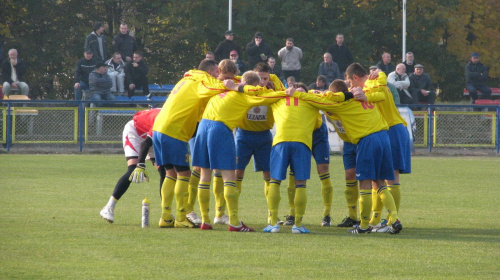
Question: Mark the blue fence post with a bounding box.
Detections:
[428,104,433,152]
[496,107,499,154]
[5,101,12,151]
[78,101,84,152]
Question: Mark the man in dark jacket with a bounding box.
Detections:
[409,64,436,104]
[465,52,491,103]
[214,30,241,62]
[112,23,137,63]
[1,48,29,96]
[89,62,115,105]
[84,22,108,62]
[376,52,396,75]
[246,32,273,70]
[74,50,98,100]
[326,33,353,77]
[125,51,149,97]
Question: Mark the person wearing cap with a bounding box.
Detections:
[370,65,399,104]
[278,38,303,82]
[214,30,241,62]
[84,22,109,62]
[246,32,273,69]
[465,52,491,103]
[409,64,436,105]
[229,50,246,75]
[89,61,115,105]
[74,50,98,100]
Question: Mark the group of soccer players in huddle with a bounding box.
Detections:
[100,57,410,235]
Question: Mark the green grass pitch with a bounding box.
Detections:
[0,154,499,279]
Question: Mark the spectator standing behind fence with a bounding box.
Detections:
[387,63,411,104]
[308,75,328,91]
[246,32,273,70]
[84,22,108,62]
[326,33,353,77]
[106,52,126,96]
[229,50,246,75]
[409,64,436,105]
[465,52,491,104]
[318,52,341,85]
[112,23,137,63]
[89,62,115,104]
[376,52,395,75]
[1,49,29,96]
[214,30,241,62]
[125,51,149,97]
[402,52,416,75]
[278,38,303,82]
[74,50,98,100]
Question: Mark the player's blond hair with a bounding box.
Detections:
[218,59,238,75]
[241,71,261,86]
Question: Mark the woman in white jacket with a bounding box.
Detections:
[387,63,412,104]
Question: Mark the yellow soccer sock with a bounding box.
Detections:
[223,181,239,226]
[345,180,359,220]
[263,178,270,200]
[236,178,243,195]
[388,183,401,213]
[369,190,384,226]
[186,169,200,213]
[319,172,333,217]
[161,175,176,220]
[197,181,211,224]
[359,189,372,229]
[378,186,399,225]
[174,176,190,221]
[213,173,225,218]
[267,179,281,225]
[287,171,296,216]
[294,185,307,227]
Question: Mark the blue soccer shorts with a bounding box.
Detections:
[270,142,312,181]
[152,131,190,167]
[192,119,236,170]
[355,130,394,181]
[235,128,272,172]
[312,122,330,165]
[342,141,357,170]
[388,123,412,174]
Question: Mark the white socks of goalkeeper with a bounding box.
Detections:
[106,196,118,209]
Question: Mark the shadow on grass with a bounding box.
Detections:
[288,225,500,244]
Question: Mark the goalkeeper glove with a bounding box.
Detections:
[129,163,149,183]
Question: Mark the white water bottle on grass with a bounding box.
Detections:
[142,197,150,228]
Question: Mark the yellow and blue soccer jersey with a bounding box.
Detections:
[202,90,287,130]
[292,91,389,144]
[364,72,407,127]
[152,70,227,142]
